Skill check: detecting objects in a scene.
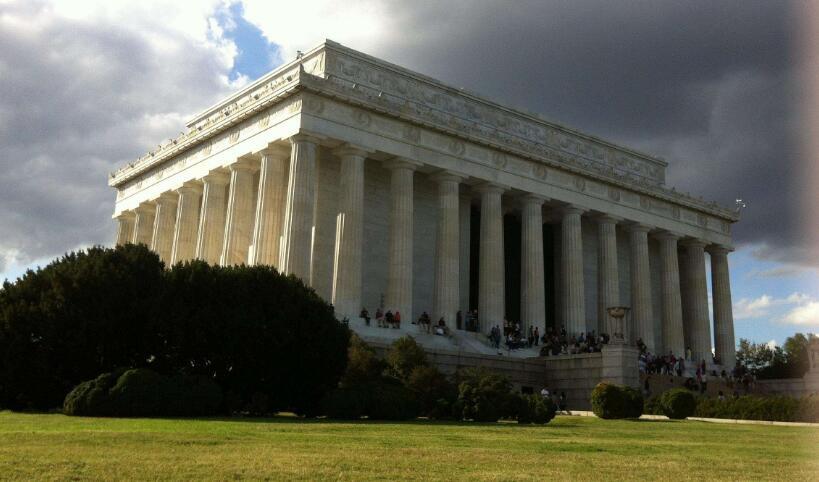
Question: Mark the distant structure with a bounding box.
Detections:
[109,41,739,397]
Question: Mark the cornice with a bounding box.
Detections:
[109,39,739,223]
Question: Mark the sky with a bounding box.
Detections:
[0,0,817,347]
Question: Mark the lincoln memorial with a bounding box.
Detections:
[109,40,738,388]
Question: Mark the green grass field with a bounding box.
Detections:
[0,411,816,480]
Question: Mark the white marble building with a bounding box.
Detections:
[110,40,738,368]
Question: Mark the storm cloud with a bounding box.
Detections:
[0,0,810,276]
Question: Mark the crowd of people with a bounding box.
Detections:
[358,307,453,337]
[637,340,759,398]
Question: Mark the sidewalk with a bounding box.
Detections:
[557,410,819,428]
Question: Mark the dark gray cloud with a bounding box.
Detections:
[0,0,809,278]
[309,0,804,263]
[0,1,237,275]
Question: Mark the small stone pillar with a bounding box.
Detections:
[601,343,640,389]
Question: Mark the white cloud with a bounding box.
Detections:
[766,339,777,349]
[780,301,819,326]
[241,0,395,60]
[734,294,774,320]
[0,0,243,277]
[733,292,816,322]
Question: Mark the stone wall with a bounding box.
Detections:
[370,341,616,410]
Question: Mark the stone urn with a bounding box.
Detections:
[606,306,631,345]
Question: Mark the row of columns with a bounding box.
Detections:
[115,136,736,368]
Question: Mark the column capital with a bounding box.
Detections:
[520,193,548,205]
[228,157,258,172]
[430,170,466,184]
[473,181,507,195]
[202,170,230,185]
[289,132,324,145]
[259,144,291,159]
[135,202,155,214]
[707,244,734,256]
[383,157,422,171]
[593,213,622,225]
[558,204,587,217]
[625,222,653,233]
[333,143,372,158]
[116,211,136,220]
[654,230,682,241]
[680,238,709,249]
[155,192,179,205]
[176,180,203,196]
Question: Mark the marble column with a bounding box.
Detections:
[432,172,463,325]
[331,145,367,320]
[560,205,586,336]
[681,239,712,364]
[710,245,737,368]
[459,193,472,319]
[220,160,257,266]
[131,203,156,245]
[280,134,319,280]
[385,159,418,323]
[170,182,203,265]
[596,215,620,337]
[150,192,178,265]
[657,232,685,357]
[477,183,505,333]
[195,171,230,265]
[628,223,654,349]
[115,213,135,246]
[249,145,290,267]
[520,194,546,333]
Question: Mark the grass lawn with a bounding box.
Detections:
[0,411,817,480]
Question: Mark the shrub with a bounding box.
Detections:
[0,244,163,410]
[456,368,514,422]
[660,388,697,419]
[341,334,385,387]
[694,395,802,422]
[385,336,428,381]
[1,246,351,414]
[644,395,663,416]
[368,382,419,420]
[516,393,557,424]
[63,369,222,417]
[798,394,819,423]
[406,365,456,418]
[158,261,349,416]
[622,386,644,419]
[591,383,626,419]
[322,387,369,420]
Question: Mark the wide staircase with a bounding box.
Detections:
[347,316,541,358]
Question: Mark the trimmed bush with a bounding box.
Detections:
[590,383,643,419]
[63,369,222,417]
[660,388,697,420]
[694,395,801,422]
[591,383,627,419]
[516,394,557,424]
